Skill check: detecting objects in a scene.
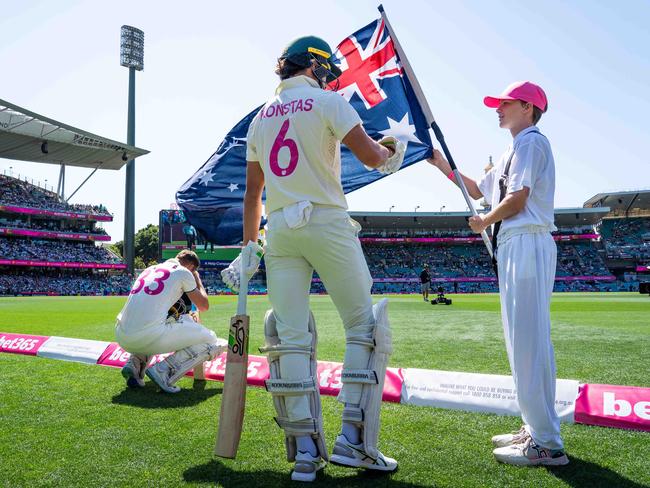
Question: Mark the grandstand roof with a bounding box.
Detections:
[0,98,149,170]
[584,190,650,212]
[350,207,609,230]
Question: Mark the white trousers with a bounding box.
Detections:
[265,206,375,421]
[497,229,563,450]
[115,315,218,356]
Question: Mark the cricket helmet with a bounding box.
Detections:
[167,292,192,320]
[279,35,342,83]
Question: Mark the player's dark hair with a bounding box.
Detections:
[176,249,200,269]
[275,56,309,80]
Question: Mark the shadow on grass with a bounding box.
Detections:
[546,455,647,488]
[111,380,221,409]
[184,459,428,488]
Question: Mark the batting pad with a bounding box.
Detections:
[260,310,328,462]
[340,298,392,460]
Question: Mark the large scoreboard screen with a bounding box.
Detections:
[158,209,239,267]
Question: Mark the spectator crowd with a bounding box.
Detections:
[599,217,650,264]
[0,237,120,263]
[0,269,131,296]
[0,216,108,235]
[1,174,111,217]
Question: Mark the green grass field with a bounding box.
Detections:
[0,293,649,487]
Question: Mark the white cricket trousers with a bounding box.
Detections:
[265,206,375,421]
[115,315,218,356]
[497,228,563,450]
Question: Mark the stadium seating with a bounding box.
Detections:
[0,269,131,296]
[0,237,120,263]
[357,236,615,294]
[0,174,124,296]
[0,216,108,235]
[0,174,111,216]
[599,217,650,263]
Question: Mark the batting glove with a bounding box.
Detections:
[376,136,406,174]
[220,240,264,292]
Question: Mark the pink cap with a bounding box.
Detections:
[484,81,548,112]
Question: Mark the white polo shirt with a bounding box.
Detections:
[478,126,557,233]
[116,259,197,332]
[246,75,362,214]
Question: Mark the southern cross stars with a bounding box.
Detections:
[378,113,422,147]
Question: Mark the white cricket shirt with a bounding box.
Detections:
[478,126,557,232]
[246,75,362,214]
[116,259,197,331]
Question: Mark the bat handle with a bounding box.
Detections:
[237,245,252,315]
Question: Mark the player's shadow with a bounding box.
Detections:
[184,459,428,488]
[111,380,221,409]
[545,455,646,488]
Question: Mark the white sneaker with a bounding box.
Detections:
[121,354,149,388]
[492,425,530,447]
[330,434,397,472]
[145,364,181,393]
[493,437,569,466]
[291,451,326,482]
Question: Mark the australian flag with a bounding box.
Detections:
[176,17,433,245]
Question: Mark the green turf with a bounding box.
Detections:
[0,293,649,487]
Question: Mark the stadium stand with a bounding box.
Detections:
[158,203,649,296]
[0,215,108,235]
[599,217,650,263]
[0,174,127,296]
[0,174,111,217]
[0,269,131,296]
[3,175,648,297]
[0,237,120,263]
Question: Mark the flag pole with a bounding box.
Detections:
[377,5,494,259]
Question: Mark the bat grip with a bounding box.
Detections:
[237,245,252,315]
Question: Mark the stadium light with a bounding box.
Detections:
[414,205,420,212]
[120,26,144,71]
[440,205,446,212]
[120,25,144,274]
[389,205,396,212]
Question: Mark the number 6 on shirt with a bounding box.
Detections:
[269,119,298,177]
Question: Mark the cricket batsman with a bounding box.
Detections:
[428,81,568,466]
[221,36,405,481]
[115,250,226,393]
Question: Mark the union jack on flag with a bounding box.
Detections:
[330,17,433,194]
[331,18,402,110]
[177,16,433,244]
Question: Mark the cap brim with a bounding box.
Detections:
[483,95,516,108]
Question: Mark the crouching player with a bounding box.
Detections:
[115,250,226,393]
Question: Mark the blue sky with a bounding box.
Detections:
[1,0,648,241]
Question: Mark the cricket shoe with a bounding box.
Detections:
[145,364,181,393]
[492,425,530,447]
[121,355,147,388]
[493,437,569,466]
[291,451,326,482]
[330,434,397,472]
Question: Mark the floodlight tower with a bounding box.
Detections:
[120,25,144,273]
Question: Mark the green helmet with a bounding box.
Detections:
[280,35,342,83]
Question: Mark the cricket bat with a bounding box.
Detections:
[214,246,252,459]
